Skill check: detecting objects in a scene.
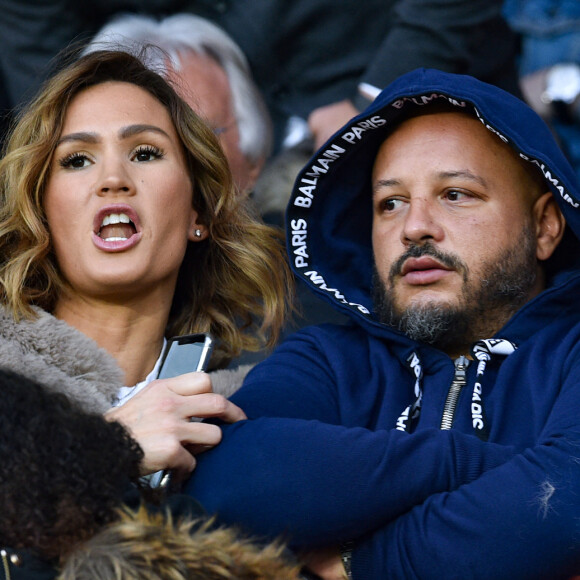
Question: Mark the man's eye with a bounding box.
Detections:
[59,153,90,169]
[132,146,164,162]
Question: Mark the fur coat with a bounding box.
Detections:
[0,305,249,414]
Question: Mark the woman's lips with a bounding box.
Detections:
[92,231,142,252]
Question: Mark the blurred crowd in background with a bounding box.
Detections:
[5,0,578,222]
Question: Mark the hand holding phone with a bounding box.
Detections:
[153,333,213,488]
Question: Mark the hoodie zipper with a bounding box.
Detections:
[440,355,470,430]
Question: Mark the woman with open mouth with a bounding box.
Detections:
[0,48,293,483]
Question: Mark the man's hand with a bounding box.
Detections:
[308,99,360,150]
[302,546,348,580]
[105,372,246,478]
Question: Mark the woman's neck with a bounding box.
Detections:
[53,292,171,387]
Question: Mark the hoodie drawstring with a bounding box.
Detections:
[470,339,517,440]
[395,339,517,436]
[395,351,424,432]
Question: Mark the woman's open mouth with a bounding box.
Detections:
[92,205,142,252]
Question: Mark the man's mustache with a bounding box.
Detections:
[389,242,467,281]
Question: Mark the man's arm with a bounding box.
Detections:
[188,373,580,578]
[355,0,518,102]
[308,0,519,151]
[186,329,514,546]
[187,418,515,546]
[350,438,580,579]
[187,330,580,580]
[347,361,580,580]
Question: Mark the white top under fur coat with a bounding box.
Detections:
[0,305,249,414]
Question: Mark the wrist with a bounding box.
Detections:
[353,82,381,111]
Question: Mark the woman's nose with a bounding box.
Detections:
[96,159,135,196]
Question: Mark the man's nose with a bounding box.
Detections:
[401,198,444,245]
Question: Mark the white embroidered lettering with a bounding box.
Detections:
[294,196,312,208]
[290,218,307,231]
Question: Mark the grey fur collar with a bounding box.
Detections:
[0,306,250,414]
[0,306,124,413]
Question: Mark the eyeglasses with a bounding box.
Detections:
[212,121,237,136]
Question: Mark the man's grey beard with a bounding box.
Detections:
[372,226,538,352]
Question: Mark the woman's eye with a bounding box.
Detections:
[132,146,164,162]
[59,153,90,169]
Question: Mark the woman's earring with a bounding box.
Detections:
[194,228,202,238]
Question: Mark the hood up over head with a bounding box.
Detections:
[286,68,580,327]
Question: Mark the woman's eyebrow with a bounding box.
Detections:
[56,124,171,147]
[56,132,99,146]
[119,124,171,140]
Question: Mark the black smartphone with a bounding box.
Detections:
[152,333,213,489]
[157,333,214,379]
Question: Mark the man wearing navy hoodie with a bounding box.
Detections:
[187,68,580,579]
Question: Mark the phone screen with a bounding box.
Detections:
[157,333,213,379]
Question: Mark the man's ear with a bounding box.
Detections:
[534,192,566,261]
[242,157,266,195]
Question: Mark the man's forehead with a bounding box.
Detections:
[373,107,543,183]
[167,50,235,124]
[371,109,482,169]
[378,106,479,145]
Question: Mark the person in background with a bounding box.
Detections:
[185,68,580,579]
[0,0,521,154]
[504,0,580,180]
[85,13,272,196]
[0,48,292,481]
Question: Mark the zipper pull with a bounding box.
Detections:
[440,355,470,430]
[454,355,469,377]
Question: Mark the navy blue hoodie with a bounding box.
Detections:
[187,69,580,579]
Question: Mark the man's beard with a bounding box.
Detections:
[372,225,538,352]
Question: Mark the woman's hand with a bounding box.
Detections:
[105,372,246,477]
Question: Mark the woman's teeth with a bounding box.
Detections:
[101,213,131,227]
[99,213,136,241]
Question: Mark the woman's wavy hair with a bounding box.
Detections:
[0,367,144,561]
[0,48,293,365]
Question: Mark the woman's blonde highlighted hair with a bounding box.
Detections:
[0,49,293,365]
